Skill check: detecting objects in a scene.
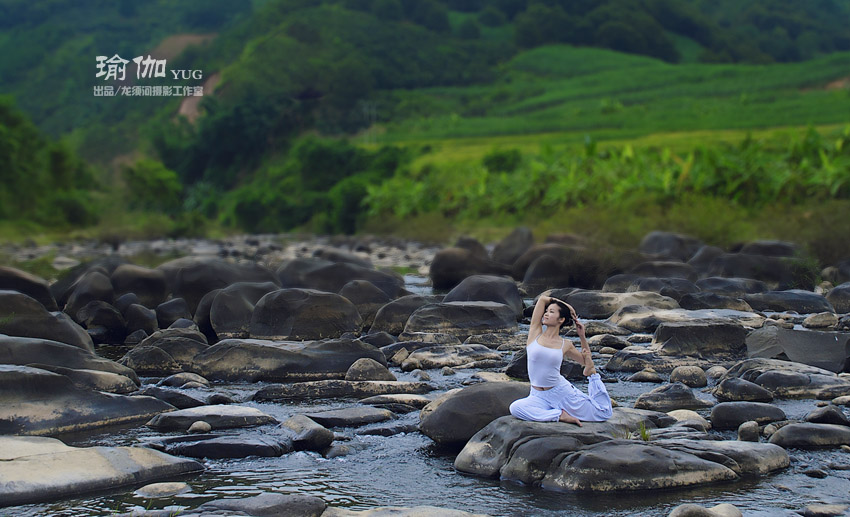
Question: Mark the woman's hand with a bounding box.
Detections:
[574,319,586,339]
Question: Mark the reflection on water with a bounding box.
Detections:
[6,277,850,516]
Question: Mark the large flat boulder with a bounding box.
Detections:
[146,405,277,431]
[744,290,834,314]
[0,265,58,310]
[653,320,749,358]
[746,326,850,373]
[249,288,363,340]
[401,345,502,371]
[403,302,517,341]
[607,306,764,333]
[191,338,385,382]
[0,436,202,507]
[555,290,679,320]
[721,358,850,398]
[0,365,172,436]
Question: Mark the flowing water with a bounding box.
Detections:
[5,276,850,516]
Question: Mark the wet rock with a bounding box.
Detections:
[745,290,834,314]
[443,275,523,319]
[403,301,517,341]
[708,253,807,290]
[155,298,191,329]
[111,264,168,309]
[653,320,749,358]
[0,291,94,352]
[679,292,753,312]
[713,378,774,402]
[77,300,127,345]
[0,436,202,507]
[668,503,743,517]
[0,365,172,435]
[694,277,767,297]
[639,231,703,262]
[493,226,534,265]
[669,366,707,388]
[138,328,208,371]
[628,369,665,383]
[134,482,191,498]
[0,334,138,381]
[312,246,372,268]
[146,405,277,431]
[192,337,385,382]
[253,380,433,401]
[588,334,630,351]
[279,414,334,451]
[710,402,786,430]
[607,306,764,334]
[455,236,488,260]
[136,386,206,409]
[556,290,679,320]
[64,271,114,322]
[634,383,713,412]
[158,256,279,314]
[398,332,461,344]
[345,358,396,381]
[803,312,839,329]
[125,304,158,336]
[193,493,326,517]
[454,408,675,479]
[768,422,850,448]
[249,288,362,340]
[826,282,850,314]
[301,262,406,299]
[418,381,530,446]
[160,372,210,388]
[0,265,58,310]
[303,407,394,428]
[119,346,183,377]
[360,331,396,348]
[629,278,700,302]
[738,421,760,442]
[467,333,525,350]
[429,248,512,290]
[360,394,433,409]
[410,369,431,381]
[208,281,280,339]
[805,405,850,426]
[721,358,850,398]
[29,363,137,394]
[441,366,456,376]
[167,434,292,459]
[340,280,392,328]
[357,423,419,436]
[401,344,501,371]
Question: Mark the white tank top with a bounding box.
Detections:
[527,337,563,388]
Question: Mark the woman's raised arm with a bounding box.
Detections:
[527,294,551,345]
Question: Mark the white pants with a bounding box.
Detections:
[509,374,613,422]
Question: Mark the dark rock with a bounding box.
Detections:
[634,383,713,412]
[276,257,334,288]
[27,363,137,394]
[119,346,183,377]
[745,326,850,374]
[312,246,372,268]
[0,291,94,352]
[249,288,363,340]
[714,378,774,402]
[155,298,192,329]
[167,435,291,459]
[602,273,641,293]
[403,301,517,341]
[744,290,834,314]
[114,292,141,314]
[669,366,708,388]
[628,277,699,302]
[64,271,114,321]
[345,357,396,381]
[192,288,221,343]
[253,379,433,401]
[443,275,523,319]
[195,493,326,517]
[709,253,815,290]
[192,337,385,382]
[429,248,511,290]
[492,226,534,265]
[0,334,138,382]
[418,381,530,446]
[454,236,488,260]
[360,331,395,348]
[826,282,850,314]
[654,320,749,358]
[805,405,850,426]
[687,245,725,275]
[740,240,799,257]
[768,422,850,448]
[303,406,394,428]
[369,295,436,336]
[279,415,334,451]
[557,289,678,320]
[639,231,703,262]
[137,386,206,409]
[125,303,158,336]
[76,301,126,345]
[209,282,279,339]
[301,262,406,299]
[630,261,697,281]
[339,279,392,328]
[146,405,277,431]
[0,265,57,310]
[401,344,502,371]
[110,264,168,309]
[679,292,753,312]
[710,402,786,430]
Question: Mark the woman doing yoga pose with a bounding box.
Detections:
[509,295,613,426]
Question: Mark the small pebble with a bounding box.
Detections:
[188,421,211,433]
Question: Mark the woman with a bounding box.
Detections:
[509,295,613,426]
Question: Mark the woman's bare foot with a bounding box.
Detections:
[559,410,582,426]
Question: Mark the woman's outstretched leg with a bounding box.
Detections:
[586,373,613,420]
